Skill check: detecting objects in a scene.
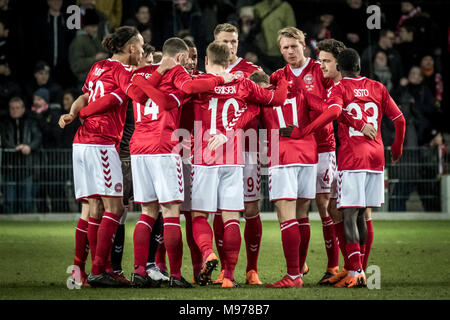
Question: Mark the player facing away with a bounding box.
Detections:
[59,26,150,287]
[190,41,288,288]
[315,39,377,285]
[129,37,234,288]
[286,48,406,287]
[213,23,264,285]
[270,26,338,279]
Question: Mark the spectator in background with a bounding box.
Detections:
[124,4,151,30]
[24,61,63,108]
[69,9,108,88]
[32,0,76,89]
[304,12,342,59]
[395,24,420,75]
[372,51,394,92]
[171,0,207,58]
[0,56,21,118]
[420,54,443,109]
[337,0,367,53]
[361,29,403,89]
[0,17,10,68]
[1,97,42,213]
[59,89,80,149]
[253,0,296,71]
[138,24,152,45]
[95,0,123,31]
[77,0,109,41]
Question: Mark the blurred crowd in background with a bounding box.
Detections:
[0,0,448,213]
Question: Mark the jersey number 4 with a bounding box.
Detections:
[136,98,159,122]
[346,102,378,137]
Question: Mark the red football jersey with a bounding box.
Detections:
[192,73,276,166]
[227,57,263,151]
[129,64,190,155]
[271,58,335,153]
[260,90,325,167]
[74,59,133,148]
[327,77,403,171]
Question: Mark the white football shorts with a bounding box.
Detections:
[191,165,244,213]
[316,151,336,194]
[73,144,123,201]
[336,170,384,209]
[268,164,317,201]
[243,151,261,202]
[131,154,184,204]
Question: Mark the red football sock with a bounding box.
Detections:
[223,219,241,281]
[244,213,262,272]
[184,211,203,276]
[213,213,225,270]
[87,217,101,266]
[360,244,366,268]
[74,218,89,273]
[280,219,301,276]
[321,216,339,269]
[163,217,183,279]
[335,221,350,269]
[192,216,214,260]
[133,214,156,277]
[155,243,167,272]
[91,212,121,275]
[298,218,310,274]
[363,219,374,271]
[346,242,362,272]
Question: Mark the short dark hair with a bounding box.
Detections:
[143,43,155,57]
[317,39,346,60]
[249,71,270,85]
[162,37,189,57]
[379,29,394,38]
[9,96,25,107]
[183,39,196,49]
[337,48,361,73]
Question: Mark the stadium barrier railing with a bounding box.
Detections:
[0,146,447,214]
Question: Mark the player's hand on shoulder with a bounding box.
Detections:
[218,71,235,84]
[158,56,177,74]
[58,113,75,128]
[279,124,295,137]
[362,124,377,140]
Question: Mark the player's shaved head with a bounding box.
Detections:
[206,41,230,67]
[162,37,189,57]
[318,39,346,60]
[337,48,361,74]
[249,71,270,86]
[277,27,306,47]
[214,23,239,38]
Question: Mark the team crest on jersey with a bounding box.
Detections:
[115,183,123,193]
[304,74,314,84]
[234,71,245,78]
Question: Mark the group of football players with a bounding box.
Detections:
[61,22,405,289]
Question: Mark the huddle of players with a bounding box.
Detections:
[63,22,405,289]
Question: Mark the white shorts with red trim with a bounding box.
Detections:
[191,165,244,213]
[73,144,123,201]
[131,154,184,204]
[330,169,338,199]
[243,152,261,202]
[268,164,317,201]
[316,151,336,194]
[180,158,192,212]
[336,170,384,209]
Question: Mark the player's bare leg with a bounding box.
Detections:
[362,208,373,270]
[192,211,219,286]
[221,211,242,288]
[266,200,303,288]
[296,198,311,277]
[243,201,263,285]
[160,202,192,288]
[316,193,340,284]
[334,208,366,288]
[130,202,161,287]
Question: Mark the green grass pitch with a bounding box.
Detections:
[0,219,449,300]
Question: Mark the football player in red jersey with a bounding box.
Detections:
[190,42,288,288]
[285,48,405,287]
[59,26,150,287]
[212,23,264,286]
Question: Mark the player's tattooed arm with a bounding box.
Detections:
[58,93,89,128]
